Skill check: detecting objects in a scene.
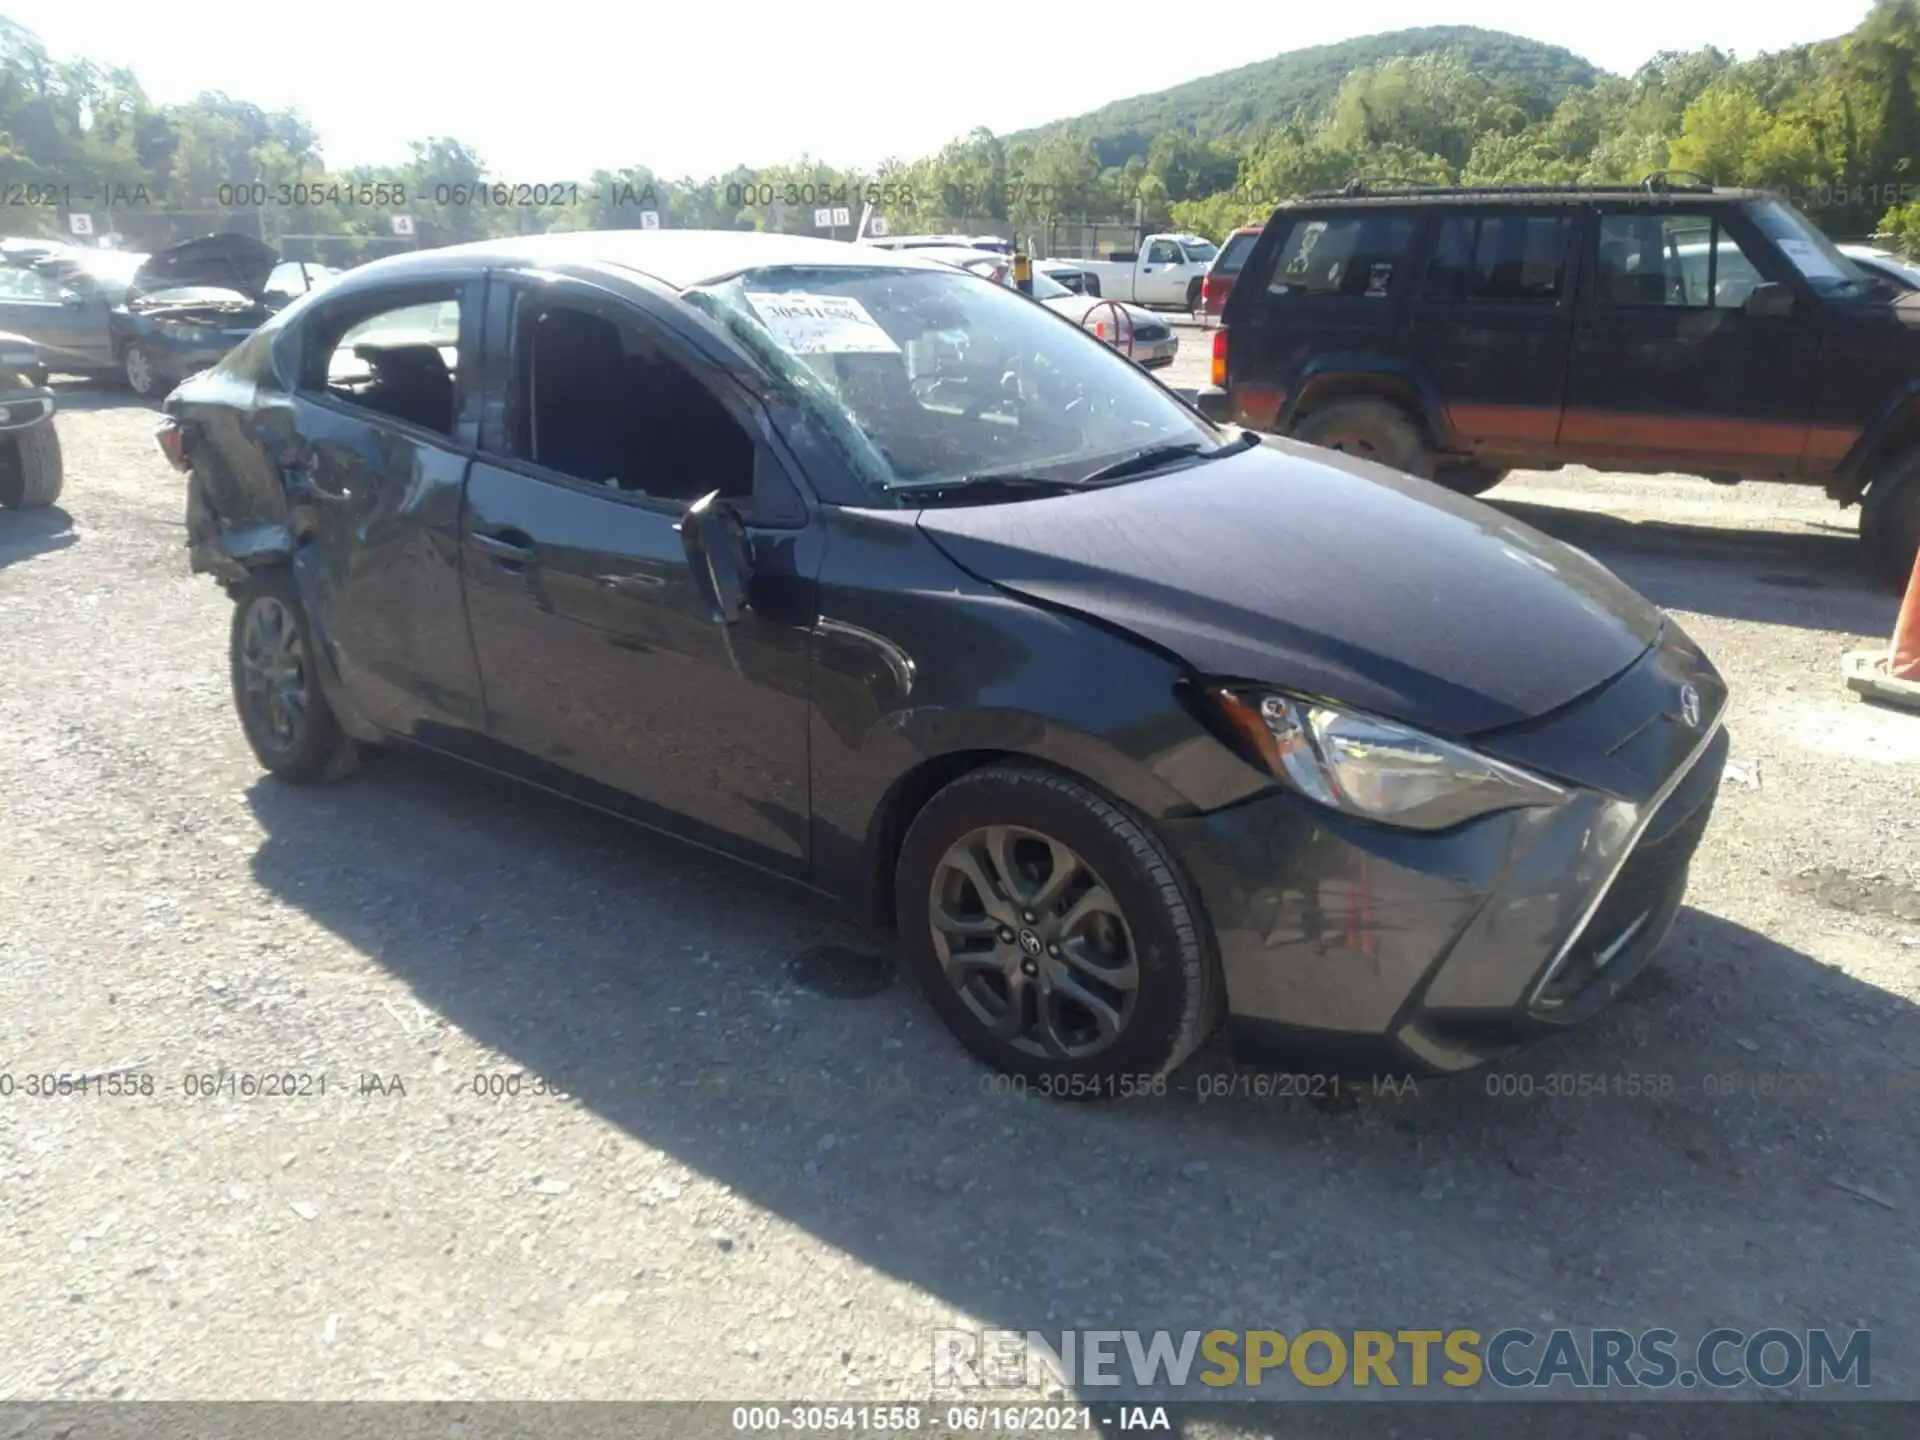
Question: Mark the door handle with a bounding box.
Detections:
[472,531,535,567]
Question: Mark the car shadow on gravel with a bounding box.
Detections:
[0,504,76,568]
[1491,499,1895,636]
[242,754,1920,1410]
[48,378,156,413]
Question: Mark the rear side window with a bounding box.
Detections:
[1264,212,1420,300]
[1424,211,1572,303]
[1215,231,1260,275]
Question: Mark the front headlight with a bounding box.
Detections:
[1204,688,1567,831]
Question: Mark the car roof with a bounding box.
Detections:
[334,229,948,292]
[1279,181,1771,210]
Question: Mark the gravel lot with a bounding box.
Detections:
[2,384,1917,1415]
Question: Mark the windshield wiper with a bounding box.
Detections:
[1076,430,1258,486]
[889,471,1085,503]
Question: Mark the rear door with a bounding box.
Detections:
[1560,205,1817,473]
[280,280,489,739]
[1223,207,1425,431]
[1404,205,1580,461]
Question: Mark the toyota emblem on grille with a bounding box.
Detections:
[1677,683,1702,729]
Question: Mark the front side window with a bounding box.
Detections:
[684,264,1214,499]
[297,291,463,436]
[499,295,754,505]
[1595,215,1768,309]
[1425,211,1572,303]
[0,267,65,301]
[1146,240,1181,265]
[1265,212,1420,300]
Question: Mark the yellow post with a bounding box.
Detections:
[1012,246,1033,296]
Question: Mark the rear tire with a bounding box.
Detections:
[0,422,63,509]
[229,570,359,784]
[1433,463,1508,497]
[1861,452,1920,594]
[1292,398,1437,479]
[894,763,1219,1094]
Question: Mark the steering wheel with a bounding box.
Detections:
[1079,300,1136,360]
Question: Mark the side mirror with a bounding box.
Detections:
[678,489,751,625]
[1746,281,1795,319]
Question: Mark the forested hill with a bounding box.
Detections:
[1008,26,1606,165]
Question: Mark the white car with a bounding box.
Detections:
[1839,243,1920,293]
[906,246,1180,369]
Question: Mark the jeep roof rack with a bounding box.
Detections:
[1302,171,1722,201]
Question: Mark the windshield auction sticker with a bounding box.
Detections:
[744,291,901,355]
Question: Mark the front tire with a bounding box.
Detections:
[1861,452,1920,593]
[122,342,163,399]
[1291,398,1437,479]
[229,571,357,783]
[0,422,63,509]
[895,763,1218,1092]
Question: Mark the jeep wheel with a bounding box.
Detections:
[1292,399,1436,479]
[1434,463,1508,497]
[0,422,63,509]
[1861,452,1920,594]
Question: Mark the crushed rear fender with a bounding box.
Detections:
[173,378,301,583]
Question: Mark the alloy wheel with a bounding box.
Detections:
[124,345,155,396]
[238,596,310,754]
[927,824,1140,1059]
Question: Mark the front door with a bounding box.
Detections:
[280,282,489,739]
[0,264,112,368]
[459,276,816,872]
[1560,206,1818,475]
[1403,206,1579,462]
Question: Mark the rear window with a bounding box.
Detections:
[1260,212,1421,300]
[1215,231,1260,275]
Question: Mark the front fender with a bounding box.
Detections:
[1838,377,1920,501]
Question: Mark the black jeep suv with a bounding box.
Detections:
[1197,175,1920,590]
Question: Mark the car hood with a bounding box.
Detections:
[128,234,279,307]
[913,437,1665,737]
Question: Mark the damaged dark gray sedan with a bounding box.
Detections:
[159,231,1729,1089]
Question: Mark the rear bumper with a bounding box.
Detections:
[1194,386,1232,423]
[1164,631,1730,1079]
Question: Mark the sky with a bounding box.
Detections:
[5,0,1878,181]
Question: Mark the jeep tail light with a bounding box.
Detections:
[155,419,192,473]
[1210,327,1227,389]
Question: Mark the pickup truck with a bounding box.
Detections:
[1065,233,1218,310]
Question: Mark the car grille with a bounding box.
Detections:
[1133,322,1171,342]
[1534,782,1718,1010]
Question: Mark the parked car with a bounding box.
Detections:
[1201,177,1920,591]
[0,234,323,396]
[1036,259,1099,295]
[908,245,1180,368]
[0,355,62,510]
[860,233,1013,254]
[1839,243,1920,294]
[1068,233,1218,311]
[1201,225,1264,319]
[158,228,1728,1088]
[0,330,49,389]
